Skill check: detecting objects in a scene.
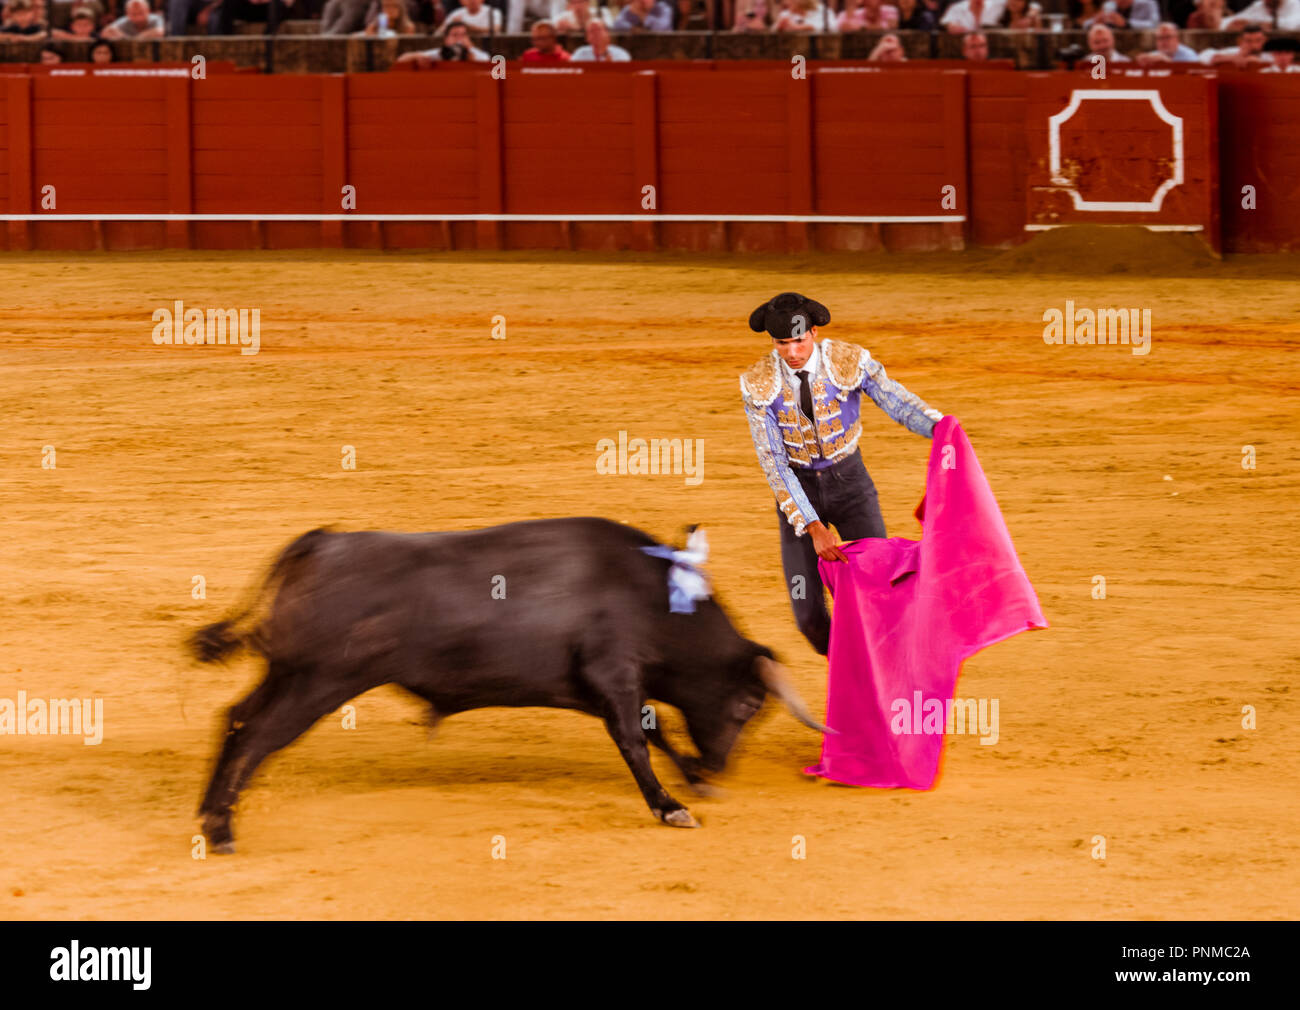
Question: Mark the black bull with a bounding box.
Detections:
[190,517,829,852]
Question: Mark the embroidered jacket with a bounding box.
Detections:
[740,339,942,536]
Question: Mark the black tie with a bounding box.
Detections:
[797,369,815,423]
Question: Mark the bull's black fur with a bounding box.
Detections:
[187,527,331,663]
[191,518,810,852]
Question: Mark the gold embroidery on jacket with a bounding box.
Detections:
[739,353,782,408]
[811,383,840,428]
[823,419,862,461]
[785,440,813,466]
[824,339,870,397]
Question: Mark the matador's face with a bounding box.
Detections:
[773,325,817,371]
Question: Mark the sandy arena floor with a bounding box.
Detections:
[0,244,1296,920]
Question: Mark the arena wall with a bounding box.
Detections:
[1,65,1297,254]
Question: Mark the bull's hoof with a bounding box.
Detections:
[202,813,235,854]
[688,780,722,798]
[658,808,699,828]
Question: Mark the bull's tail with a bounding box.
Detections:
[187,528,331,664]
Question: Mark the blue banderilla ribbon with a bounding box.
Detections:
[639,528,712,614]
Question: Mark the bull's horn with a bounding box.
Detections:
[756,656,836,735]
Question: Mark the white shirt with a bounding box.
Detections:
[780,342,822,416]
[555,8,615,30]
[444,5,503,31]
[571,43,631,61]
[940,0,1005,30]
[1224,0,1300,30]
[507,0,565,33]
[775,5,834,30]
[1199,45,1272,65]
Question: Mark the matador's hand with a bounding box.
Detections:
[808,521,847,563]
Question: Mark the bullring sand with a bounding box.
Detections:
[1,233,1297,919]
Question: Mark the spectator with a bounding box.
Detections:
[165,0,209,34]
[554,0,610,31]
[359,0,416,33]
[1186,0,1225,28]
[1086,22,1131,61]
[1137,22,1199,63]
[896,0,941,30]
[0,0,49,36]
[839,0,899,30]
[396,20,491,61]
[63,0,107,20]
[101,0,163,37]
[89,36,114,58]
[998,0,1041,28]
[410,0,444,27]
[962,29,989,59]
[521,18,570,60]
[321,0,371,33]
[773,0,828,31]
[672,0,705,27]
[507,0,560,35]
[1084,0,1158,29]
[40,40,63,60]
[1200,23,1272,64]
[1261,34,1300,68]
[443,0,502,31]
[52,2,98,35]
[1224,0,1300,29]
[213,0,294,35]
[732,0,770,29]
[942,0,1004,34]
[1068,0,1099,26]
[613,0,671,29]
[867,30,906,59]
[571,16,628,58]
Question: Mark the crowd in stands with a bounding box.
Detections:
[2,0,1299,71]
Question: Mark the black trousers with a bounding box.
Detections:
[777,449,886,656]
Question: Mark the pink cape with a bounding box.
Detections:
[802,416,1048,789]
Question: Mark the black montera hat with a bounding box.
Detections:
[748,292,831,341]
[1264,37,1300,52]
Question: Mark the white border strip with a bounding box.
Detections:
[1024,223,1203,233]
[1048,89,1184,213]
[0,213,964,223]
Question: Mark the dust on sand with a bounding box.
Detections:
[1,233,1297,919]
[980,224,1221,274]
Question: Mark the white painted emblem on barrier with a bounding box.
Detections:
[1048,90,1184,213]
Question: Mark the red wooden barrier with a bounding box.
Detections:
[968,68,1027,249]
[1218,71,1300,253]
[1024,72,1220,249]
[0,66,1297,253]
